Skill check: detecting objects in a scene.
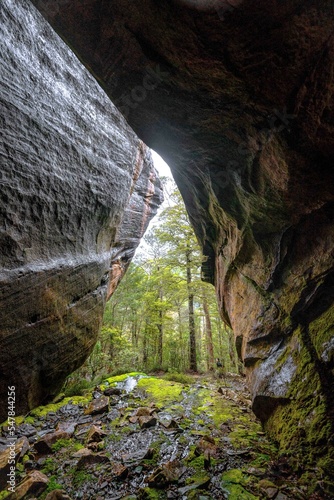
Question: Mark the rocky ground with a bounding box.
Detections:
[0,373,329,499]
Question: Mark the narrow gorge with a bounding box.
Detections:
[1,0,333,487]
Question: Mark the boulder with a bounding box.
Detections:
[0,0,163,421]
[76,451,110,469]
[110,461,129,480]
[7,470,48,500]
[84,396,109,416]
[148,461,185,488]
[138,416,157,429]
[86,425,107,444]
[34,431,69,454]
[0,437,30,490]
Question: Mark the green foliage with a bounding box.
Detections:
[41,476,63,497]
[69,183,237,385]
[163,372,193,384]
[64,379,91,397]
[51,438,72,452]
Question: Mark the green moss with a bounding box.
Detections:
[30,395,91,418]
[40,475,63,498]
[137,377,184,407]
[0,491,10,500]
[221,469,258,499]
[309,307,334,360]
[103,372,147,387]
[222,483,259,499]
[51,438,72,452]
[72,470,93,487]
[138,487,160,499]
[163,372,194,385]
[41,457,57,475]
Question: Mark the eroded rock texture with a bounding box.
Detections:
[30,0,334,475]
[0,0,162,421]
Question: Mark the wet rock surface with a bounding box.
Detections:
[1,373,330,499]
[30,0,334,471]
[0,0,163,420]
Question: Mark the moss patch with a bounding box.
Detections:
[30,395,91,418]
[221,469,258,499]
[103,372,146,386]
[137,377,184,407]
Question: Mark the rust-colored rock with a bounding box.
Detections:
[84,396,109,416]
[30,0,334,473]
[7,470,48,500]
[148,460,185,488]
[45,491,73,500]
[76,451,109,469]
[0,0,162,421]
[86,425,107,444]
[110,461,129,480]
[138,416,157,429]
[34,431,69,455]
[0,437,29,490]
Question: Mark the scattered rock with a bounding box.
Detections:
[195,436,218,458]
[135,407,152,417]
[76,451,109,469]
[84,396,109,416]
[7,470,48,499]
[45,490,73,500]
[160,419,179,429]
[86,425,107,444]
[16,423,37,438]
[138,416,157,429]
[56,421,77,436]
[72,447,91,458]
[104,387,122,396]
[122,448,155,463]
[110,461,129,480]
[34,431,69,454]
[178,476,211,495]
[259,479,279,499]
[148,461,185,488]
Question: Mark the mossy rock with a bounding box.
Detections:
[137,377,185,406]
[221,469,258,499]
[30,395,91,418]
[102,372,146,387]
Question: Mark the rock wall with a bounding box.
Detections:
[29,0,334,478]
[0,0,163,421]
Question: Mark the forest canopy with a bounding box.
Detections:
[65,182,237,392]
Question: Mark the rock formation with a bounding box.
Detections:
[0,0,162,421]
[29,0,334,475]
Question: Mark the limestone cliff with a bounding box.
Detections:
[29,0,334,477]
[0,0,162,421]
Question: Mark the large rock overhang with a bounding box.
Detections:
[4,0,334,474]
[0,0,163,420]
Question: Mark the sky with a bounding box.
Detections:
[151,150,173,178]
[134,151,174,260]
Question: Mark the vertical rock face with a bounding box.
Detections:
[0,0,162,420]
[30,0,334,476]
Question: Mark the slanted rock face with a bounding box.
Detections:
[0,0,162,421]
[30,0,334,471]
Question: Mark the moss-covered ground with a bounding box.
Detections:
[0,372,331,499]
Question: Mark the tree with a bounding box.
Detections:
[154,189,203,371]
[66,183,237,384]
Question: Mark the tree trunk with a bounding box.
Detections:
[143,321,148,368]
[186,248,197,371]
[157,266,163,368]
[202,291,214,370]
